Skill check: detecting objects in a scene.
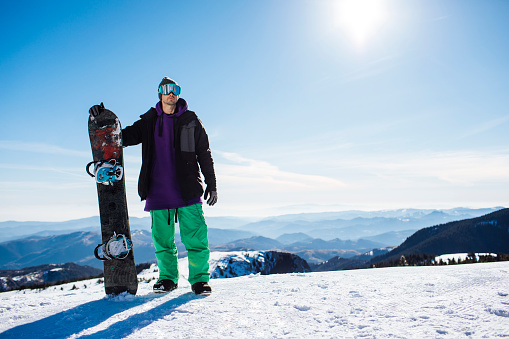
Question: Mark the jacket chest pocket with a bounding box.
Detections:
[180,121,196,152]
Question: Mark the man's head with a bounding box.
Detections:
[158,77,180,101]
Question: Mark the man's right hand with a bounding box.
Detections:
[89,103,105,117]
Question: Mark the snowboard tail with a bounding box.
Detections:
[88,106,138,296]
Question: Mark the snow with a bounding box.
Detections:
[12,273,41,283]
[1,255,509,338]
[435,253,497,263]
[48,268,64,272]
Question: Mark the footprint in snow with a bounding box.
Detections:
[349,291,362,298]
[294,305,311,311]
[486,307,509,318]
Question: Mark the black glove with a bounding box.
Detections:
[89,102,105,117]
[204,187,218,206]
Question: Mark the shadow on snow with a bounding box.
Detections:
[1,291,200,338]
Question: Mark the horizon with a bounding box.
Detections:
[1,1,509,222]
[1,205,505,223]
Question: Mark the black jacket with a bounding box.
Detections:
[122,107,216,202]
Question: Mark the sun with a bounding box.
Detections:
[335,0,389,48]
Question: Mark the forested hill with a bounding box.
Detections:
[372,208,509,264]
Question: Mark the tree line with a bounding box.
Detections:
[372,252,509,268]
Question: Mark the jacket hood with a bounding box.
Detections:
[140,98,189,119]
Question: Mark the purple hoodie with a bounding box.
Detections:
[144,99,202,211]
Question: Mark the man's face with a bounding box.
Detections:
[162,92,179,106]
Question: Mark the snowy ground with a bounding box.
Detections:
[1,256,509,338]
[435,253,496,263]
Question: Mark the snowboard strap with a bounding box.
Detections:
[86,159,123,185]
[94,233,133,261]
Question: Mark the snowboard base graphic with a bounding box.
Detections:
[88,104,138,295]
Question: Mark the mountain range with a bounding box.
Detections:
[1,207,509,294]
[0,230,384,270]
[238,207,503,239]
[0,262,102,292]
[312,208,509,271]
[372,208,509,264]
[0,207,505,271]
[0,228,257,270]
[1,207,501,243]
[0,250,310,292]
[0,216,257,243]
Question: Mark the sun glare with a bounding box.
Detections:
[336,0,389,48]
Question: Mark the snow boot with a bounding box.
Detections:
[192,282,212,295]
[153,279,178,293]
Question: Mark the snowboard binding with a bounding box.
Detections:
[86,159,123,185]
[94,233,133,261]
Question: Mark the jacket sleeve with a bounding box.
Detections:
[122,119,144,147]
[195,119,217,192]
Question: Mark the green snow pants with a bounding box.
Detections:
[150,204,210,286]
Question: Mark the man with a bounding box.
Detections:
[122,77,217,294]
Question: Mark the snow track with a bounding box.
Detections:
[0,258,508,338]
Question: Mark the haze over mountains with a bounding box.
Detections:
[1,207,500,241]
[0,207,503,271]
[238,207,503,239]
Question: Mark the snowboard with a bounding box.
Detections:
[87,103,138,296]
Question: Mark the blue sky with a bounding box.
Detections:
[1,0,508,221]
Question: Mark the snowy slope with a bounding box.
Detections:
[1,256,508,338]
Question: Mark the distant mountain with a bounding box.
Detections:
[211,234,383,253]
[0,262,102,292]
[0,228,257,270]
[362,229,418,247]
[294,249,360,264]
[2,208,506,271]
[0,228,386,271]
[206,228,256,245]
[209,235,384,264]
[259,207,503,222]
[372,208,509,264]
[204,216,261,229]
[0,231,101,270]
[239,207,504,239]
[0,231,159,270]
[0,250,311,292]
[2,207,502,243]
[276,233,313,245]
[211,236,283,251]
[0,217,101,242]
[284,238,384,252]
[309,256,366,272]
[310,247,395,272]
[0,215,256,242]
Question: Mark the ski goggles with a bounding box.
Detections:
[158,83,181,96]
